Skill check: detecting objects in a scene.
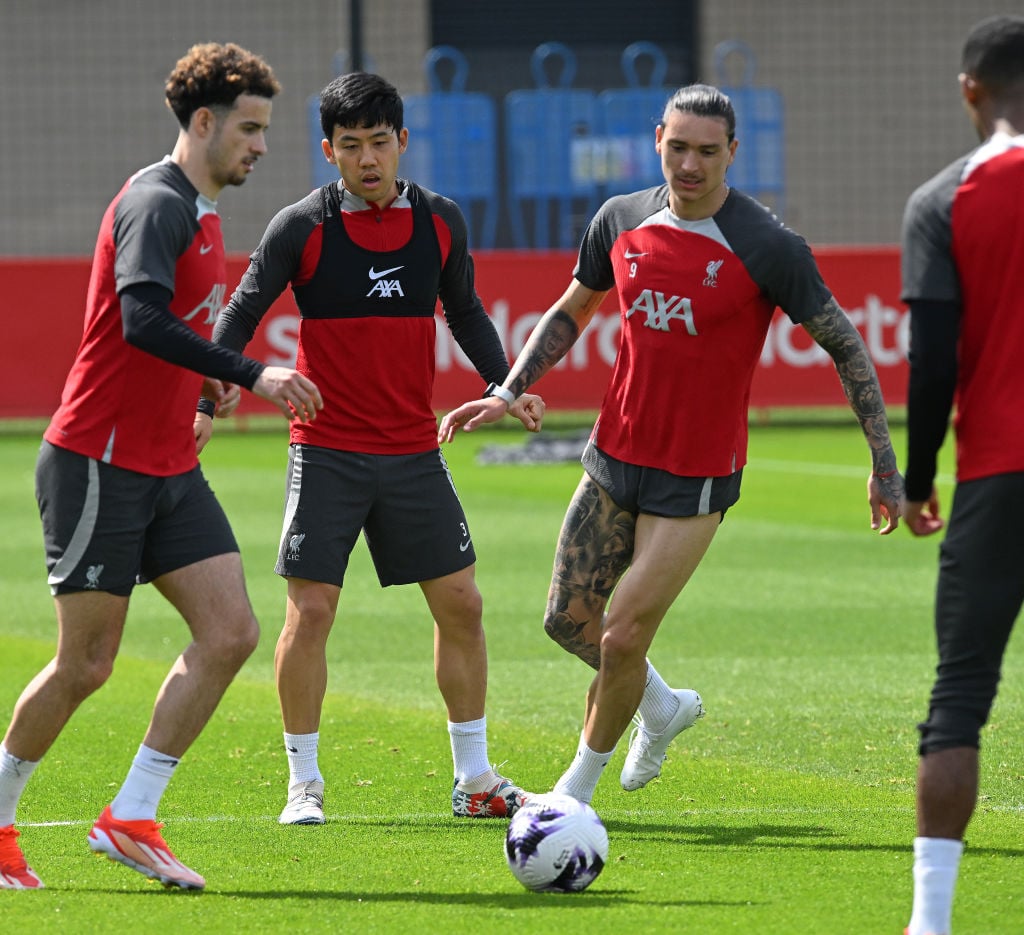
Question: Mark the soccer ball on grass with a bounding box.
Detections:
[504,792,609,893]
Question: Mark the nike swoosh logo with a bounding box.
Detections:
[459,539,472,552]
[624,250,647,259]
[199,243,214,255]
[286,746,298,753]
[368,265,404,280]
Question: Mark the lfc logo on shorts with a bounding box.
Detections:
[286,533,305,562]
[85,564,104,589]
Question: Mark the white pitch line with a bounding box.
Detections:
[20,802,1024,829]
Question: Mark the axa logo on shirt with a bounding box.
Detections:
[182,283,226,325]
[624,289,699,335]
[366,264,405,298]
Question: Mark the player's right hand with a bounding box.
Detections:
[510,393,545,433]
[253,366,323,423]
[194,412,214,453]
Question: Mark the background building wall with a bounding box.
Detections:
[0,0,1012,256]
[698,1,1009,244]
[0,0,428,255]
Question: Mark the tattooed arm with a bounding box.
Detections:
[802,297,904,534]
[437,280,610,442]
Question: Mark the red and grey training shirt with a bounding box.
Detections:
[574,184,832,478]
[901,132,1024,490]
[45,158,262,476]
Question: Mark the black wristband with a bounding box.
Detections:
[196,397,216,417]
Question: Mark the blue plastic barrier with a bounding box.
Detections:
[308,92,336,190]
[402,46,499,248]
[597,41,670,197]
[714,40,785,216]
[504,42,600,248]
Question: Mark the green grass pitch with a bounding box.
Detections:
[0,420,1021,933]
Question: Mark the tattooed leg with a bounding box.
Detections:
[543,475,636,670]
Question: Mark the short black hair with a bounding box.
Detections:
[319,72,404,141]
[662,84,736,142]
[164,42,280,129]
[962,15,1024,95]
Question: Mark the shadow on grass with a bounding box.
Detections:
[271,812,1024,859]
[600,819,1024,858]
[55,885,754,908]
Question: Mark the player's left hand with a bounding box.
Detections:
[200,378,241,418]
[903,487,945,537]
[867,470,904,535]
[215,382,241,418]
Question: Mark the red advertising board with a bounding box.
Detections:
[1,247,907,420]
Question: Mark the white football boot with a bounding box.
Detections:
[279,779,326,825]
[620,689,704,790]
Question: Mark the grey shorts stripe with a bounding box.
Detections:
[47,456,100,590]
[697,476,714,515]
[279,443,304,559]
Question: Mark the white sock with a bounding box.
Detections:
[0,745,39,827]
[552,738,615,805]
[449,717,490,784]
[109,744,179,821]
[284,732,322,785]
[636,661,679,730]
[908,836,964,935]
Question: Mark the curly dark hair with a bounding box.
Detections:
[165,42,281,129]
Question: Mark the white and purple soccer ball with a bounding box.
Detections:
[504,792,609,893]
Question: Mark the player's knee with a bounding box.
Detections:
[233,614,260,661]
[235,613,261,659]
[919,663,1000,755]
[918,704,988,755]
[541,611,559,642]
[207,612,260,668]
[426,575,483,634]
[598,625,644,672]
[454,586,483,624]
[57,654,114,700]
[542,610,574,652]
[288,584,340,632]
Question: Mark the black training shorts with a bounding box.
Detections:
[582,440,743,518]
[275,444,476,588]
[35,440,238,596]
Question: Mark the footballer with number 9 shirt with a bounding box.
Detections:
[440,83,904,806]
